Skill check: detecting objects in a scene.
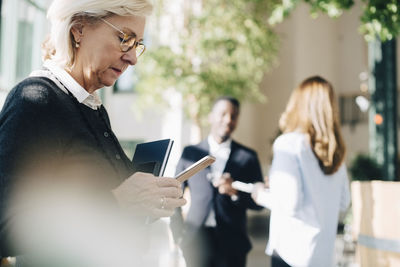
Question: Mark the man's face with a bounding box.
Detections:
[209,100,239,143]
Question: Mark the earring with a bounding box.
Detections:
[75,42,80,48]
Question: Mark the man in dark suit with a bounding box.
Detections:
[171,96,263,267]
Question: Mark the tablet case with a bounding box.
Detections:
[131,139,174,176]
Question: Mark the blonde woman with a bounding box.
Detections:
[252,76,351,267]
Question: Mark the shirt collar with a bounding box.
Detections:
[42,60,102,109]
[208,135,232,152]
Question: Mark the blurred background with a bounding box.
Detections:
[1,0,399,266]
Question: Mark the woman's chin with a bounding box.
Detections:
[101,78,117,88]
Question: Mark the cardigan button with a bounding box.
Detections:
[115,154,121,160]
[104,132,109,137]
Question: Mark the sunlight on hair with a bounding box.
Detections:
[279,76,345,174]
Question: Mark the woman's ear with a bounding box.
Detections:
[71,24,84,44]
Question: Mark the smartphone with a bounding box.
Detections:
[231,181,255,193]
[175,155,216,183]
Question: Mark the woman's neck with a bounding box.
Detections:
[66,65,98,94]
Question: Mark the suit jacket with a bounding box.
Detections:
[171,139,263,255]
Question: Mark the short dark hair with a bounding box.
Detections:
[212,96,240,111]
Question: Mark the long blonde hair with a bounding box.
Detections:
[279,76,346,174]
[43,0,153,68]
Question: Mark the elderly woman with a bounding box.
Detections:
[0,0,185,265]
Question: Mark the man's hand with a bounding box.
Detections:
[213,173,238,196]
[264,176,270,188]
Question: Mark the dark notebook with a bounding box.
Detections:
[131,139,174,176]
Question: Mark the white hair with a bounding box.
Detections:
[44,0,153,67]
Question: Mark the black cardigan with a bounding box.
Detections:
[0,76,134,257]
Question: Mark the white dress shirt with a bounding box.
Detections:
[258,132,350,267]
[30,60,102,110]
[204,135,232,227]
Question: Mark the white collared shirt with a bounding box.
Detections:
[204,135,232,227]
[259,132,350,267]
[30,60,102,110]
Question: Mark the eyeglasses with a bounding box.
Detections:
[100,18,146,57]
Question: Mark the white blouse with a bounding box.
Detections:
[30,60,102,110]
[257,132,350,267]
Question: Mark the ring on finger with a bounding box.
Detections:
[160,196,166,209]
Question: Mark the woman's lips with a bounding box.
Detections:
[111,67,122,76]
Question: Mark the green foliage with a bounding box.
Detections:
[349,153,383,181]
[135,0,279,127]
[360,0,400,42]
[268,0,353,25]
[268,0,400,42]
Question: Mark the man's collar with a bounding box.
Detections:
[208,135,232,151]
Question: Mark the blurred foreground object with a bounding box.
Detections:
[351,181,400,266]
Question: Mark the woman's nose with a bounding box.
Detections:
[121,49,138,65]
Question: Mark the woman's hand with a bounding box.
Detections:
[251,182,267,203]
[112,172,186,218]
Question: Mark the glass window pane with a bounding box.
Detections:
[0,0,3,75]
[339,95,368,125]
[16,20,33,80]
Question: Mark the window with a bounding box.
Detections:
[0,0,3,75]
[16,20,33,81]
[339,95,368,126]
[15,0,39,81]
